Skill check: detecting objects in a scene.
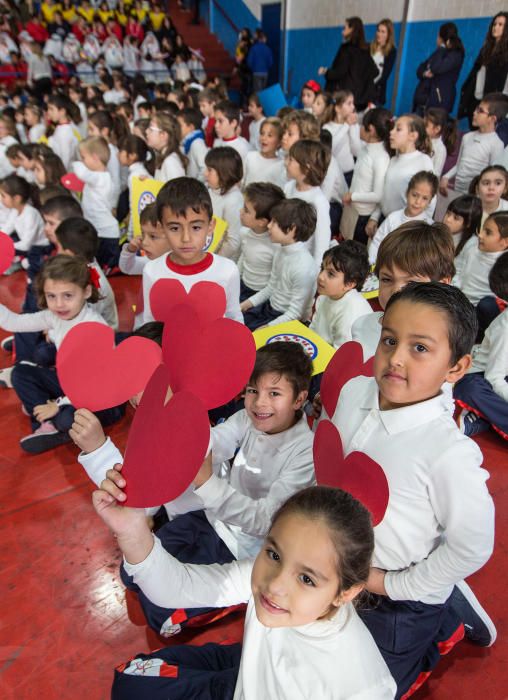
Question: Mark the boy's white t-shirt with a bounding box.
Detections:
[237,227,278,291]
[284,180,331,269]
[310,289,373,349]
[470,309,508,401]
[72,162,119,239]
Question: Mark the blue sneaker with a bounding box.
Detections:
[449,581,497,647]
[458,410,489,437]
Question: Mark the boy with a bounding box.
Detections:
[198,87,218,147]
[247,93,265,150]
[440,93,505,196]
[41,195,83,247]
[177,107,208,181]
[142,177,243,323]
[71,136,120,273]
[330,282,495,698]
[310,240,372,348]
[72,341,315,636]
[238,182,285,301]
[241,198,317,331]
[213,99,252,161]
[455,251,508,438]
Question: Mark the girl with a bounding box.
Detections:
[300,79,321,113]
[424,107,458,177]
[146,112,187,182]
[311,91,335,127]
[0,114,19,179]
[68,85,88,139]
[118,134,155,238]
[474,165,508,226]
[247,93,265,150]
[443,194,482,254]
[24,103,46,144]
[367,114,434,237]
[204,146,243,260]
[322,90,361,185]
[88,111,130,206]
[4,256,120,454]
[47,95,82,170]
[33,151,66,189]
[341,107,392,243]
[94,483,396,699]
[370,19,397,106]
[243,117,286,188]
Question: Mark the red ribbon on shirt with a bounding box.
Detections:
[88,266,101,289]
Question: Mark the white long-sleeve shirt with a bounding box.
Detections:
[91,259,119,330]
[142,251,242,324]
[455,241,503,305]
[119,244,149,275]
[154,151,186,182]
[48,123,80,171]
[323,121,361,174]
[248,118,262,150]
[72,162,119,239]
[28,123,46,143]
[329,376,494,604]
[213,135,252,162]
[107,143,121,207]
[310,289,373,349]
[2,204,48,251]
[209,185,244,261]
[431,137,447,177]
[0,135,18,178]
[368,208,433,265]
[321,155,347,203]
[237,228,277,291]
[243,151,287,189]
[248,242,316,325]
[350,141,391,217]
[375,150,435,220]
[123,538,396,700]
[351,310,383,360]
[284,181,331,268]
[443,130,504,194]
[470,309,508,401]
[185,137,208,181]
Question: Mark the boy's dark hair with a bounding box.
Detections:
[55,217,99,262]
[41,194,83,220]
[271,198,317,243]
[214,99,240,125]
[289,139,330,187]
[375,221,455,281]
[204,146,243,194]
[244,182,285,220]
[446,195,482,256]
[140,202,158,226]
[248,93,262,109]
[482,93,508,124]
[156,176,213,221]
[249,341,312,398]
[179,107,203,132]
[137,101,152,114]
[407,170,439,198]
[131,321,164,346]
[198,87,219,104]
[322,241,370,291]
[487,211,508,238]
[384,281,477,363]
[489,250,508,301]
[35,254,100,308]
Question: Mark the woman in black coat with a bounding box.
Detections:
[459,12,508,126]
[412,22,464,115]
[370,19,397,106]
[318,16,378,111]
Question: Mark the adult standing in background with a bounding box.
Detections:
[459,12,508,126]
[412,22,464,115]
[370,19,397,107]
[26,41,52,102]
[247,29,273,93]
[318,17,378,111]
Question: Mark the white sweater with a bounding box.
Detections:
[323,121,361,174]
[310,290,373,349]
[284,180,331,268]
[350,141,391,217]
[431,137,447,177]
[248,118,262,150]
[368,208,433,265]
[321,155,347,203]
[72,162,119,239]
[185,137,208,181]
[154,151,186,182]
[91,259,119,330]
[455,241,503,305]
[213,135,252,162]
[48,123,79,171]
[209,185,244,261]
[107,143,121,207]
[2,204,48,251]
[375,150,434,219]
[243,151,287,189]
[28,123,46,144]
[470,310,508,401]
[119,244,149,275]
[0,135,18,179]
[237,228,277,291]
[443,130,505,194]
[248,242,316,325]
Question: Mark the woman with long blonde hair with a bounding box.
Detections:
[370,19,397,106]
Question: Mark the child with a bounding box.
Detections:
[369,171,439,264]
[443,194,482,254]
[243,117,286,189]
[331,281,494,698]
[93,482,396,698]
[455,251,508,438]
[117,134,155,238]
[474,164,508,226]
[310,241,372,348]
[72,136,120,272]
[47,94,82,170]
[24,103,46,143]
[33,151,66,189]
[0,115,19,179]
[284,140,331,268]
[213,99,252,161]
[204,146,244,260]
[322,90,361,184]
[341,107,392,243]
[247,93,265,150]
[142,177,242,323]
[301,79,321,113]
[146,112,187,183]
[241,198,317,330]
[88,111,128,208]
[176,107,208,181]
[197,87,218,147]
[41,195,83,247]
[6,143,36,183]
[238,182,285,300]
[424,107,458,177]
[311,91,335,126]
[440,95,505,196]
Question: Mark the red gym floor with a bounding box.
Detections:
[0,270,506,699]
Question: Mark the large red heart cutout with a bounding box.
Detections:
[162,303,256,409]
[320,341,374,419]
[313,419,389,526]
[56,322,162,411]
[150,279,226,327]
[61,172,85,193]
[122,364,210,507]
[0,231,14,274]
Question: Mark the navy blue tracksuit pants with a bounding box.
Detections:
[454,372,508,439]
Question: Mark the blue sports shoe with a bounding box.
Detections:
[449,581,497,647]
[458,410,489,437]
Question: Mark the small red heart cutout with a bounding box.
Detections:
[61,173,85,192]
[150,279,226,327]
[320,341,374,418]
[122,364,210,507]
[163,303,256,409]
[0,231,15,274]
[56,322,162,411]
[313,419,389,526]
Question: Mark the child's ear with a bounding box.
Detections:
[439,276,452,284]
[84,284,92,300]
[332,582,365,608]
[208,216,216,236]
[293,389,307,410]
[444,353,472,385]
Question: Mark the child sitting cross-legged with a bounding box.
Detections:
[241,198,317,331]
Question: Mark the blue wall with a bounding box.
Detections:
[209,0,258,56]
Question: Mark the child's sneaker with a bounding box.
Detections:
[449,580,497,647]
[3,261,23,275]
[0,366,13,388]
[1,335,13,353]
[20,421,71,454]
[458,410,489,437]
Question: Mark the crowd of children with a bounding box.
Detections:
[0,11,507,699]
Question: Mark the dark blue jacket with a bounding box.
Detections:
[413,46,464,114]
[247,41,273,74]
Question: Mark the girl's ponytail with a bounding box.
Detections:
[119,134,156,176]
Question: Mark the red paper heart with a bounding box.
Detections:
[313,419,389,526]
[0,231,15,274]
[122,364,210,507]
[150,279,226,326]
[163,303,256,409]
[320,341,374,418]
[61,173,85,192]
[56,322,162,411]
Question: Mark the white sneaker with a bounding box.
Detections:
[0,366,13,388]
